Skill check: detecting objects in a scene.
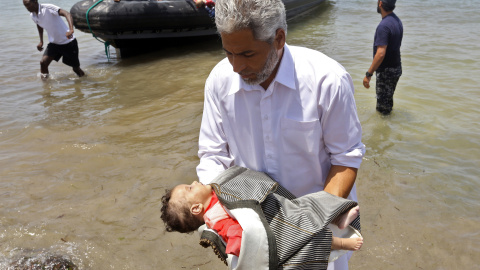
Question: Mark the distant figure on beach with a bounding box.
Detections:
[161,166,363,269]
[363,0,403,115]
[23,0,85,80]
[194,0,215,18]
[196,0,365,269]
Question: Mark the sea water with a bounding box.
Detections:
[1,0,479,269]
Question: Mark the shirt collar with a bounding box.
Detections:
[228,43,296,95]
[275,44,296,90]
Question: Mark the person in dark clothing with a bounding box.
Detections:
[363,0,403,115]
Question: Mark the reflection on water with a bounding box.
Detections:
[1,0,480,269]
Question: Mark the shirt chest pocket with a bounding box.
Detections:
[280,118,322,155]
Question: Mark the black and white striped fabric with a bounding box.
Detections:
[199,166,361,270]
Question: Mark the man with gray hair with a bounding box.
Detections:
[197,1,365,269]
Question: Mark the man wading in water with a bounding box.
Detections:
[23,0,85,80]
[363,0,403,115]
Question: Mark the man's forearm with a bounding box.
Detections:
[367,46,386,74]
[36,24,44,43]
[323,165,357,198]
[59,9,74,31]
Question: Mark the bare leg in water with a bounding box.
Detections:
[73,66,85,77]
[40,55,54,80]
[39,56,85,79]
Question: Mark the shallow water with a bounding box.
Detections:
[1,0,479,269]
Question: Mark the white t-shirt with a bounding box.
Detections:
[197,44,365,201]
[30,4,74,45]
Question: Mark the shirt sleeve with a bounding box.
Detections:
[374,23,390,47]
[225,223,243,256]
[214,219,243,257]
[321,72,365,168]
[196,74,234,184]
[44,4,60,15]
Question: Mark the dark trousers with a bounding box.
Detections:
[44,39,80,68]
[376,66,402,114]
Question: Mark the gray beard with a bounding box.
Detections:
[242,47,280,86]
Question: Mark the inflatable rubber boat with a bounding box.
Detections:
[70,0,325,53]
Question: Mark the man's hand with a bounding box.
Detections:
[364,45,386,89]
[37,41,44,52]
[363,76,371,89]
[66,30,74,39]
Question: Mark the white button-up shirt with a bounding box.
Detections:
[197,44,365,200]
[30,4,74,45]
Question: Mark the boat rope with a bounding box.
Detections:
[86,0,111,61]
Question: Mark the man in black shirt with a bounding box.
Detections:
[363,0,403,115]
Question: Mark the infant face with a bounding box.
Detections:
[172,181,212,207]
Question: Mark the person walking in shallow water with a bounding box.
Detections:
[23,0,85,80]
[363,0,403,115]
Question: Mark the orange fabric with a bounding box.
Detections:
[204,192,243,256]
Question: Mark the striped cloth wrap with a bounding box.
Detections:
[199,166,362,270]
